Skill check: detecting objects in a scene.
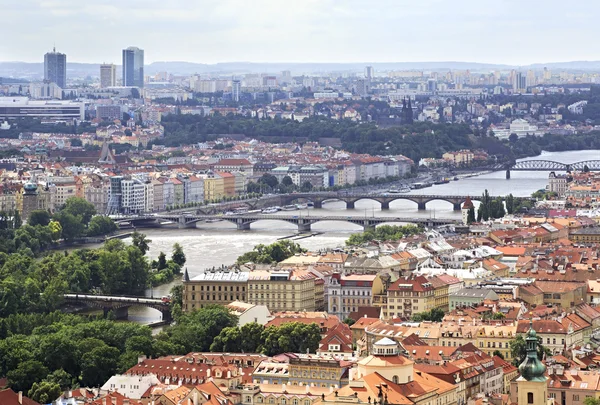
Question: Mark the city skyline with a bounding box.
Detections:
[3,0,600,65]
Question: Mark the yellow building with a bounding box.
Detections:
[247,269,317,312]
[202,173,225,201]
[385,275,435,319]
[182,270,248,312]
[570,227,600,243]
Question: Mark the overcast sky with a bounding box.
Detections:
[1,0,598,65]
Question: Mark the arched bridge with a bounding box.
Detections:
[278,192,520,211]
[63,294,172,321]
[497,159,600,179]
[117,213,458,232]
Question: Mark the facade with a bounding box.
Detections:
[449,288,499,310]
[44,47,67,89]
[120,178,147,214]
[0,97,84,121]
[385,275,434,319]
[247,269,317,312]
[327,274,385,320]
[96,105,122,121]
[100,64,117,88]
[182,271,249,311]
[122,47,144,88]
[510,322,549,405]
[548,172,568,197]
[29,81,62,99]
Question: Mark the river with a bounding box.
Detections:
[116,149,600,323]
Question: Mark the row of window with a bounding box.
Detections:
[191,285,244,292]
[249,293,295,299]
[190,294,243,301]
[250,284,296,290]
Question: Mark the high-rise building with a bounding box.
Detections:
[100,64,116,88]
[44,47,67,89]
[122,47,144,88]
[231,79,241,102]
[364,66,374,80]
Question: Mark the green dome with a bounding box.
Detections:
[519,322,547,382]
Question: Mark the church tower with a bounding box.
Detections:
[517,321,548,405]
[462,196,474,225]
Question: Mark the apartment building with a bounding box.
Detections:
[385,275,434,319]
[247,269,318,312]
[213,158,254,176]
[327,273,385,320]
[182,271,249,312]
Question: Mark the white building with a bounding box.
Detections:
[29,82,63,99]
[101,374,159,399]
[121,178,146,214]
[225,301,271,326]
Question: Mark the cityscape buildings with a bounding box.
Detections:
[100,63,117,88]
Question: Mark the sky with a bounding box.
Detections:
[1,0,599,65]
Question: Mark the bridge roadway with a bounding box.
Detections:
[63,294,171,321]
[120,213,459,231]
[484,159,600,179]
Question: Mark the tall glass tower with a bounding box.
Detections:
[122,47,144,88]
[44,47,67,89]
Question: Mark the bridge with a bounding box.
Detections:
[117,213,458,232]
[495,159,600,179]
[63,294,172,321]
[276,192,521,211]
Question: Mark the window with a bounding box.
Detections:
[393,376,399,384]
[527,393,534,404]
[573,395,580,401]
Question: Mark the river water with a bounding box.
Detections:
[116,150,599,323]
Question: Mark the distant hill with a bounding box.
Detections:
[2,60,600,80]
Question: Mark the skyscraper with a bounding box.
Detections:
[364,66,374,80]
[100,63,116,88]
[231,79,241,102]
[44,47,67,89]
[122,47,144,87]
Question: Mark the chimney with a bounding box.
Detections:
[18,391,22,405]
[112,397,117,405]
[124,400,130,405]
[138,355,147,364]
[102,398,107,405]
[194,391,199,405]
[207,369,211,378]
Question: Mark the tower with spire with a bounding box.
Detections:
[462,196,474,225]
[516,320,549,405]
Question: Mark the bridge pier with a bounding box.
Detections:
[313,200,323,209]
[506,169,510,180]
[381,201,390,210]
[453,202,462,211]
[364,221,376,231]
[417,202,427,211]
[298,222,312,232]
[237,222,251,231]
[346,201,355,209]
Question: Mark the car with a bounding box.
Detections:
[161,296,171,303]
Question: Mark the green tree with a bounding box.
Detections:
[131,231,150,255]
[80,345,120,387]
[343,318,356,326]
[48,220,62,241]
[28,210,51,227]
[300,181,313,192]
[87,216,117,236]
[157,252,167,270]
[505,194,515,214]
[28,381,62,404]
[261,322,321,356]
[172,243,186,266]
[281,176,294,187]
[7,360,49,393]
[61,197,96,225]
[492,350,504,359]
[467,206,476,224]
[53,212,84,242]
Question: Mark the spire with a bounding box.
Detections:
[183,267,190,282]
[463,196,474,209]
[518,316,547,382]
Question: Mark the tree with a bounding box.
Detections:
[61,197,96,225]
[509,133,519,143]
[467,206,476,224]
[48,220,62,242]
[343,318,356,326]
[492,350,504,359]
[157,252,167,270]
[87,216,117,236]
[131,231,150,255]
[7,360,49,393]
[261,322,321,356]
[281,176,294,187]
[28,210,51,227]
[80,345,120,387]
[172,243,186,266]
[259,174,279,189]
[236,240,307,264]
[300,181,313,192]
[53,212,84,242]
[28,381,62,404]
[584,165,591,173]
[505,194,515,214]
